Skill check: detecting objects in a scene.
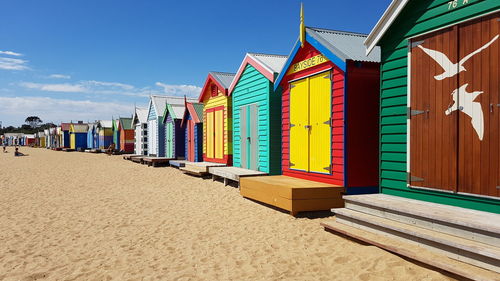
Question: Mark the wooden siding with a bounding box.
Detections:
[232,64,281,174]
[377,0,500,213]
[280,42,344,186]
[202,89,232,164]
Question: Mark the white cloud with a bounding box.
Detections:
[0,57,29,70]
[155,82,201,97]
[0,50,23,56]
[85,80,134,90]
[20,82,86,93]
[49,74,71,79]
[0,96,133,126]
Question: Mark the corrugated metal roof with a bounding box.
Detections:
[151,95,169,118]
[119,117,133,130]
[192,103,204,122]
[209,72,235,89]
[134,107,148,124]
[60,123,72,131]
[71,124,89,133]
[306,27,381,62]
[99,120,113,128]
[248,53,288,73]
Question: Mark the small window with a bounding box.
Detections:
[143,124,147,129]
[211,85,218,97]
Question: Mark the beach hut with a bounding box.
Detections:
[147,95,169,157]
[181,101,204,162]
[162,97,196,159]
[274,26,381,193]
[133,107,148,155]
[86,123,98,149]
[361,1,500,212]
[228,53,287,174]
[112,119,121,151]
[198,72,236,164]
[59,123,71,148]
[97,120,113,149]
[69,122,89,150]
[118,117,134,153]
[43,129,50,148]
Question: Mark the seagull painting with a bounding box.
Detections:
[418,34,499,80]
[445,84,484,140]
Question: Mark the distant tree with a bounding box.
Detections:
[25,116,43,128]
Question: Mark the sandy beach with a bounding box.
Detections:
[0,147,455,281]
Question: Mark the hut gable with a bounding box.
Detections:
[133,107,148,125]
[198,72,235,102]
[228,53,287,95]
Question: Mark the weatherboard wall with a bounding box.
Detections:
[377,0,500,213]
[232,64,281,175]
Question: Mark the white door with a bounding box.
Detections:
[148,119,157,156]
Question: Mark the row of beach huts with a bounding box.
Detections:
[3,1,499,278]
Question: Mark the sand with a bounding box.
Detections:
[0,147,455,281]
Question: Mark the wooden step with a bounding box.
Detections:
[208,166,267,186]
[321,220,500,281]
[343,194,500,247]
[333,208,500,273]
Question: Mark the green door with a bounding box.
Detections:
[166,122,174,158]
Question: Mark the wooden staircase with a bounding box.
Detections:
[322,194,500,279]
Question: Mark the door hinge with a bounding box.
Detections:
[323,165,332,173]
[323,74,331,79]
[290,84,296,89]
[290,123,295,128]
[407,173,424,183]
[496,186,500,189]
[407,107,426,119]
[289,162,295,167]
[410,40,424,48]
[323,119,331,126]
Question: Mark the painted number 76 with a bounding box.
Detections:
[448,0,469,10]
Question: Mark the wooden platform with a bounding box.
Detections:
[142,157,173,167]
[131,156,145,164]
[180,162,226,176]
[62,148,75,152]
[169,160,188,168]
[240,175,344,216]
[323,194,500,274]
[208,166,267,186]
[123,154,142,160]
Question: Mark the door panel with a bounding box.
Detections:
[410,27,458,191]
[240,106,248,168]
[215,109,224,159]
[250,104,259,171]
[188,120,195,162]
[289,78,309,171]
[458,13,499,197]
[309,71,332,174]
[206,111,214,158]
[166,122,173,158]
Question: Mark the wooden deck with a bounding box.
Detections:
[131,156,146,164]
[180,162,226,176]
[323,194,500,275]
[208,166,267,186]
[142,157,173,167]
[123,154,142,160]
[240,175,344,216]
[169,160,188,168]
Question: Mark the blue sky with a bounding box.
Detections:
[0,0,391,126]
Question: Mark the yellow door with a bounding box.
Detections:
[289,78,309,171]
[206,111,214,158]
[214,109,224,159]
[309,71,332,174]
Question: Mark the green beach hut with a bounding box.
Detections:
[364,0,500,213]
[228,53,288,174]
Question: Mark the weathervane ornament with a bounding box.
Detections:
[300,3,305,48]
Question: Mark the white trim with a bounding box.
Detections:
[365,0,409,55]
[287,67,333,83]
[406,46,411,186]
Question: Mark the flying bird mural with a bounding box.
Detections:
[418,34,499,80]
[445,84,484,140]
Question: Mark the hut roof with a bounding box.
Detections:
[182,102,204,126]
[274,26,381,89]
[98,120,113,128]
[70,123,89,133]
[119,117,133,130]
[149,95,169,119]
[229,53,288,95]
[197,72,236,102]
[133,107,148,125]
[60,123,72,131]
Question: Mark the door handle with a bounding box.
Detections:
[304,125,312,129]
